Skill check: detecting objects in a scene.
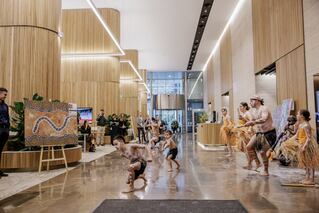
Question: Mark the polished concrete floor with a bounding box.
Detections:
[0,135,319,213]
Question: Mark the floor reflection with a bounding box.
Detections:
[0,134,319,213]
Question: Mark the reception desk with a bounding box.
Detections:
[197,123,223,145]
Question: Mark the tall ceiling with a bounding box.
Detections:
[62,0,238,71]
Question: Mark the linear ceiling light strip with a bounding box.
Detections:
[86,0,125,56]
[120,60,150,93]
[188,0,246,99]
[61,53,123,59]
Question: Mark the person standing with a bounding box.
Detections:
[137,112,146,144]
[96,109,107,146]
[0,88,10,178]
[245,95,277,176]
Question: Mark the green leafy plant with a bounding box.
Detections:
[198,112,208,123]
[8,93,45,151]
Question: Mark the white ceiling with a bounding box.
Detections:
[62,0,238,71]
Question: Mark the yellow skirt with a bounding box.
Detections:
[280,137,299,163]
[220,125,233,145]
[298,138,319,169]
[232,128,249,152]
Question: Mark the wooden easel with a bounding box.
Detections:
[38,145,68,172]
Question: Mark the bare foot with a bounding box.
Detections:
[260,171,269,177]
[299,179,309,184]
[226,153,232,158]
[302,180,315,185]
[168,169,173,172]
[243,165,252,170]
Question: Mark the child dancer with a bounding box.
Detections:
[220,107,234,157]
[295,110,319,185]
[163,130,180,172]
[113,136,148,192]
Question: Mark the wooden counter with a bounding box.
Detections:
[197,123,223,145]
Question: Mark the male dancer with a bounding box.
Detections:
[245,95,276,176]
[113,136,147,193]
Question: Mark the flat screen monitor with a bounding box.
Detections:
[77,107,93,123]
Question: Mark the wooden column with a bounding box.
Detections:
[120,50,139,119]
[0,0,62,104]
[60,9,121,118]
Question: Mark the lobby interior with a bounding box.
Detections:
[1,0,319,212]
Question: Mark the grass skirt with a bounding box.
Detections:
[298,138,319,169]
[280,138,299,164]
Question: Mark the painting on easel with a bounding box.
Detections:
[24,101,78,146]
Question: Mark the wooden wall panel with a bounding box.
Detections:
[220,28,232,94]
[1,146,81,169]
[0,27,61,104]
[61,81,120,117]
[276,45,307,111]
[252,0,304,72]
[304,0,319,128]
[61,57,119,82]
[61,58,120,118]
[62,9,120,54]
[0,0,61,32]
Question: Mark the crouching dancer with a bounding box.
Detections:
[163,130,180,172]
[113,136,147,193]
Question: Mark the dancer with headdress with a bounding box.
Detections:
[220,107,234,157]
[244,95,277,176]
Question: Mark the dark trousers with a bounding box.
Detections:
[137,128,146,143]
[0,128,9,163]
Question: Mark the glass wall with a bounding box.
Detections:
[147,71,203,133]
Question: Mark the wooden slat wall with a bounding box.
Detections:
[220,28,232,94]
[1,146,82,169]
[138,69,148,117]
[252,0,304,72]
[61,57,120,118]
[119,50,140,133]
[276,45,307,111]
[0,0,61,32]
[303,0,319,128]
[62,8,120,54]
[0,0,61,105]
[61,8,121,120]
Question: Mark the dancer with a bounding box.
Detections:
[245,95,276,176]
[113,136,147,193]
[270,115,298,164]
[163,130,180,172]
[220,107,234,157]
[233,102,261,168]
[149,117,160,148]
[291,110,318,185]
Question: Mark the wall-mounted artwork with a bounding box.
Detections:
[24,101,78,146]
